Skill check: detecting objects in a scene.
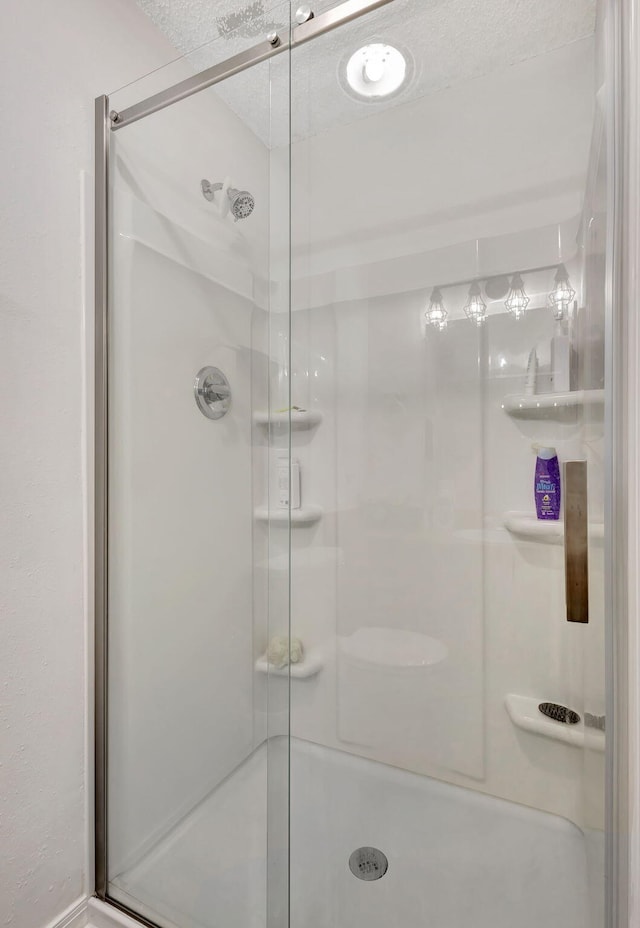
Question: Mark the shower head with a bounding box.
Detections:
[227,188,255,221]
[201,179,255,221]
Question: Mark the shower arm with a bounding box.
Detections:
[201,180,223,201]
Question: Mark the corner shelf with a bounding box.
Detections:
[255,649,323,679]
[253,410,323,430]
[502,389,604,419]
[503,511,604,544]
[254,505,323,526]
[505,694,604,752]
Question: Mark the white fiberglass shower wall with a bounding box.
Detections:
[96,2,614,927]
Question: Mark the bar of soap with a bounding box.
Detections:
[266,636,304,668]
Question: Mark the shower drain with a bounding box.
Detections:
[349,847,388,881]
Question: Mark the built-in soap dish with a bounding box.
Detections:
[502,389,605,418]
[253,409,322,429]
[502,511,604,544]
[254,649,323,679]
[505,694,604,752]
[254,505,323,525]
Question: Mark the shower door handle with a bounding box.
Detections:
[563,461,589,623]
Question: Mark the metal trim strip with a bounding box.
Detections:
[111,0,396,130]
[94,93,110,900]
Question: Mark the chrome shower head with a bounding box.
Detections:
[228,188,255,221]
[201,179,255,221]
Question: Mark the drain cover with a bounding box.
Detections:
[539,702,580,725]
[349,847,388,881]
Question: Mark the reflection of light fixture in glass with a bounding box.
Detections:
[425,287,447,330]
[548,264,576,320]
[505,274,530,320]
[463,281,487,326]
[345,43,407,99]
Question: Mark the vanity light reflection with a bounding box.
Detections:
[424,287,448,331]
[548,264,576,321]
[424,266,577,331]
[504,274,530,320]
[463,281,487,326]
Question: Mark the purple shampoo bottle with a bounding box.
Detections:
[534,447,561,520]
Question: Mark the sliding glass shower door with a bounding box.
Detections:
[97,2,614,927]
[288,2,607,927]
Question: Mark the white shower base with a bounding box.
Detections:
[110,738,593,928]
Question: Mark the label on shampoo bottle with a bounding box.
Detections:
[534,447,561,521]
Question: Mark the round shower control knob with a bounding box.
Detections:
[194,367,231,420]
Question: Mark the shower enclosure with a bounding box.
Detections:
[95,1,627,926]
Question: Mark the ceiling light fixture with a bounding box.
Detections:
[548,264,576,321]
[425,287,447,331]
[344,43,408,100]
[505,274,530,320]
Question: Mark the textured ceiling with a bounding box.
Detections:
[133,0,597,143]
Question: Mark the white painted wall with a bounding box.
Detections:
[0,3,182,927]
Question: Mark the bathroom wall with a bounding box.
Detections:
[0,3,184,927]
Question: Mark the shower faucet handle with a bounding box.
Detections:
[201,381,230,402]
[193,367,231,420]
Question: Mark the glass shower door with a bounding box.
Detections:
[288,2,607,927]
[103,9,291,928]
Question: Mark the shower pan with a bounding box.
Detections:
[94,1,630,927]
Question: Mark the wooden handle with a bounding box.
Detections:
[564,461,589,623]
